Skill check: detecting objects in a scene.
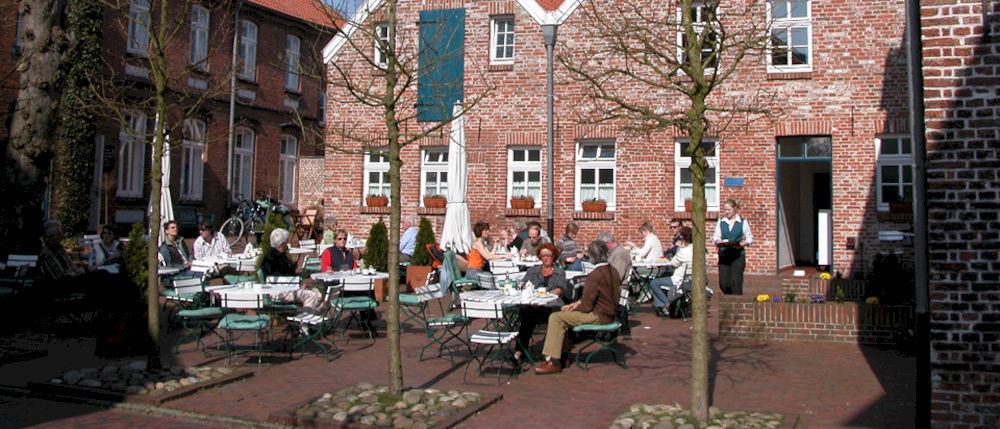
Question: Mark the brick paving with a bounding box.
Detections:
[0,301,915,428]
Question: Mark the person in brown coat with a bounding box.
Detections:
[534,240,620,374]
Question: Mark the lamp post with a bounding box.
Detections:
[543,24,557,235]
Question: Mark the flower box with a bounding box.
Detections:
[510,198,534,210]
[888,202,912,214]
[684,200,694,212]
[581,200,607,212]
[423,196,446,208]
[366,196,388,207]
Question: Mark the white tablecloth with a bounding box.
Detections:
[460,289,559,306]
[310,271,389,283]
[206,283,300,298]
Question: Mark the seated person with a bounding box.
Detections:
[158,221,193,271]
[513,243,570,365]
[518,224,551,258]
[649,226,693,317]
[534,240,620,374]
[262,228,322,314]
[625,222,663,262]
[554,222,585,271]
[466,221,512,279]
[398,215,418,263]
[89,224,124,268]
[38,220,128,309]
[321,229,357,272]
[662,218,683,259]
[193,220,230,260]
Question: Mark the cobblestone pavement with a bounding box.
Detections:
[0,300,915,428]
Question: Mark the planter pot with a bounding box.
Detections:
[510,199,534,210]
[405,265,433,292]
[366,196,388,207]
[889,202,912,214]
[423,197,446,208]
[684,200,694,212]
[581,201,607,212]
[373,278,389,302]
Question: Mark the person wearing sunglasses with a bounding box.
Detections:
[321,229,357,272]
[193,220,230,261]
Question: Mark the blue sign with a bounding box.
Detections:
[724,177,744,187]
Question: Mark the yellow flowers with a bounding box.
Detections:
[819,272,832,280]
[756,294,771,303]
[865,296,879,305]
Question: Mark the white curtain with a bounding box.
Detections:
[148,113,174,245]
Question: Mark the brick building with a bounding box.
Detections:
[923,0,999,426]
[321,0,914,279]
[1,0,335,233]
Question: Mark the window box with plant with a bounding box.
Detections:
[684,198,694,212]
[581,198,607,212]
[423,194,446,209]
[366,193,388,207]
[510,195,535,210]
[887,193,912,214]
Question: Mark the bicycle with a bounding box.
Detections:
[220,196,269,247]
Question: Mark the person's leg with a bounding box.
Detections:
[718,259,732,295]
[540,311,600,361]
[566,259,583,271]
[296,288,323,313]
[731,253,746,295]
[648,277,672,309]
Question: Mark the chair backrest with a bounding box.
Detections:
[266,275,300,285]
[298,239,316,250]
[341,277,374,293]
[460,299,504,321]
[415,282,446,303]
[221,293,265,310]
[191,260,218,274]
[235,259,257,272]
[489,260,518,275]
[476,272,497,289]
[581,261,596,274]
[172,277,205,294]
[7,254,38,268]
[300,209,318,227]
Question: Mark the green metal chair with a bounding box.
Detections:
[332,277,379,342]
[415,282,470,363]
[223,260,258,285]
[462,299,521,385]
[218,292,270,365]
[571,287,630,370]
[442,250,479,309]
[285,284,341,361]
[399,270,437,329]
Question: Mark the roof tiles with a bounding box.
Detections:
[248,0,339,27]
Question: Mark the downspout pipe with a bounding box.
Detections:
[226,0,244,207]
[904,0,929,426]
[543,24,557,236]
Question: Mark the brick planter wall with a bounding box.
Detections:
[718,298,914,345]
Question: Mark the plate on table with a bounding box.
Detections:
[535,291,553,298]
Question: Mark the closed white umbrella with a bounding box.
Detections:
[440,103,473,254]
[149,113,174,244]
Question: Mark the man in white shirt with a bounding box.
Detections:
[398,215,418,263]
[193,220,230,260]
[626,222,664,262]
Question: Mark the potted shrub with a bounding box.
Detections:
[581,198,607,212]
[406,217,436,291]
[684,198,694,212]
[366,193,388,207]
[510,195,535,210]
[365,218,390,301]
[423,194,446,208]
[888,193,912,214]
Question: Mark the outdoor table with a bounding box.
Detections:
[288,247,314,255]
[513,258,541,269]
[310,271,389,283]
[460,289,559,307]
[206,283,301,303]
[158,266,180,276]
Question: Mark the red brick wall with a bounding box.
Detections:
[922,0,1000,426]
[719,299,915,344]
[322,0,910,278]
[297,156,325,209]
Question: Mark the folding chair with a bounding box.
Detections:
[475,272,498,290]
[162,276,210,326]
[581,261,596,275]
[218,293,270,365]
[442,251,479,309]
[399,271,435,328]
[416,282,470,363]
[462,300,520,385]
[293,209,318,240]
[223,260,258,284]
[571,288,630,370]
[489,260,519,276]
[173,278,223,356]
[263,275,301,316]
[332,277,378,342]
[286,284,342,361]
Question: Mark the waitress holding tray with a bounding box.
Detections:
[712,199,753,295]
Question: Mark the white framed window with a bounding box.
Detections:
[677,2,719,70]
[117,110,147,198]
[180,119,206,200]
[233,127,255,201]
[189,5,209,69]
[507,146,541,206]
[420,147,448,203]
[575,141,616,210]
[238,20,257,80]
[127,0,151,56]
[674,139,720,211]
[876,135,913,211]
[490,15,515,64]
[279,135,298,204]
[374,22,389,68]
[285,35,300,91]
[363,148,390,203]
[768,1,812,72]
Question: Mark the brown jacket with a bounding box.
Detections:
[575,264,620,324]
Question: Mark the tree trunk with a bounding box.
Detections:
[687,102,710,423]
[5,0,66,247]
[383,0,404,397]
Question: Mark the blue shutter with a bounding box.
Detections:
[418,8,464,122]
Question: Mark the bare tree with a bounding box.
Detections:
[316,0,495,396]
[560,0,772,422]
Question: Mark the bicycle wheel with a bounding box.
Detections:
[220,217,244,246]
